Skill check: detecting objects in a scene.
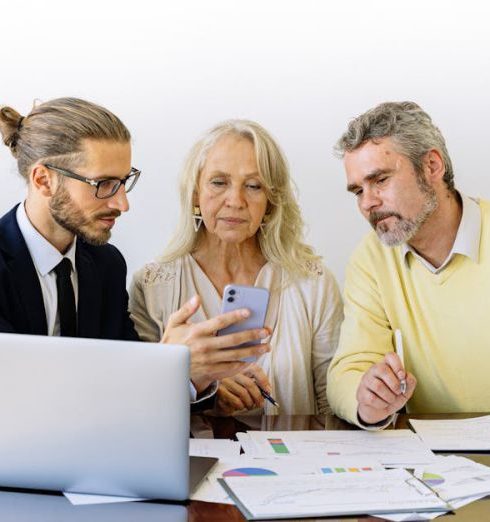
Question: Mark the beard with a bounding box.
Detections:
[368,181,438,247]
[49,184,120,246]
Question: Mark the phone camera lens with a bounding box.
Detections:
[227,296,234,303]
[229,289,236,295]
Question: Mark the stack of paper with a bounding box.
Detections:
[376,455,490,522]
[191,456,383,505]
[218,469,449,520]
[193,427,490,520]
[415,455,490,502]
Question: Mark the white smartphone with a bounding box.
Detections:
[218,284,270,362]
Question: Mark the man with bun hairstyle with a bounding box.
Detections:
[0,98,270,399]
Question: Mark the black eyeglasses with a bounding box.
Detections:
[43,164,141,199]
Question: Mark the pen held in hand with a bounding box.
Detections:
[256,384,280,408]
[394,329,407,395]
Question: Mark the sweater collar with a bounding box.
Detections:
[401,193,480,273]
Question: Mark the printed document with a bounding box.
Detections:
[192,455,382,504]
[219,469,449,520]
[410,415,490,451]
[414,455,490,501]
[241,430,436,466]
[189,438,241,458]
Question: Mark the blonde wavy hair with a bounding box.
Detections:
[162,119,321,278]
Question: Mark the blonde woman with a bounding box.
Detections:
[129,120,343,415]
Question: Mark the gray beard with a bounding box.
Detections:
[370,191,438,247]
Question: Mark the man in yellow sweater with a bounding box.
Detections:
[327,101,490,428]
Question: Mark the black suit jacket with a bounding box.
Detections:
[0,205,138,341]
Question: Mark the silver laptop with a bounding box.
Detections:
[0,490,188,521]
[0,333,214,500]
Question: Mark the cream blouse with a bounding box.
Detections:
[129,254,343,415]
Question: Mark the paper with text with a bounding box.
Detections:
[410,415,490,451]
[192,455,382,504]
[242,430,436,466]
[189,438,241,458]
[219,469,449,520]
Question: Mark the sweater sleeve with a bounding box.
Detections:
[128,268,163,343]
[327,237,394,426]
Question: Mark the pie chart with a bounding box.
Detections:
[223,467,277,477]
[422,472,445,487]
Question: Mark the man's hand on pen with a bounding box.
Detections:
[161,295,271,394]
[357,352,417,425]
[214,363,270,415]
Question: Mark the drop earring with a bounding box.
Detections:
[259,214,269,232]
[193,206,203,232]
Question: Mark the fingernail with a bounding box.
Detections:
[190,295,198,306]
[240,309,250,317]
[259,329,268,339]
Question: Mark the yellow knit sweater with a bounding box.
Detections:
[327,199,490,425]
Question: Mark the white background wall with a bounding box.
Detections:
[1,0,489,286]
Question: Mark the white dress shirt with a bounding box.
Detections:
[401,193,480,273]
[16,203,212,403]
[16,202,78,336]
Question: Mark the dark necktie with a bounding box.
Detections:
[54,258,77,337]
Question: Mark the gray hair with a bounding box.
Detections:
[0,97,131,180]
[335,101,455,192]
[162,119,321,278]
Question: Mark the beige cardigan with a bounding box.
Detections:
[129,254,343,415]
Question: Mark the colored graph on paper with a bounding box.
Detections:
[267,438,290,454]
[415,455,490,502]
[223,467,277,477]
[422,472,445,487]
[246,430,436,466]
[191,456,383,505]
[322,466,373,474]
[220,469,448,519]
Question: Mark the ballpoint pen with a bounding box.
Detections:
[394,329,407,395]
[256,383,280,408]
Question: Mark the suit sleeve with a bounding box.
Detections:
[110,246,140,342]
[0,316,16,333]
[0,264,20,333]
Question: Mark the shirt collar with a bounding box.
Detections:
[402,193,481,271]
[16,202,77,277]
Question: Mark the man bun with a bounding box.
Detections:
[0,97,131,181]
[0,106,24,156]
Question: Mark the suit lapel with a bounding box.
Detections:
[9,253,48,335]
[0,206,47,335]
[76,242,102,338]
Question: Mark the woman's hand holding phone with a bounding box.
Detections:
[161,295,271,393]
